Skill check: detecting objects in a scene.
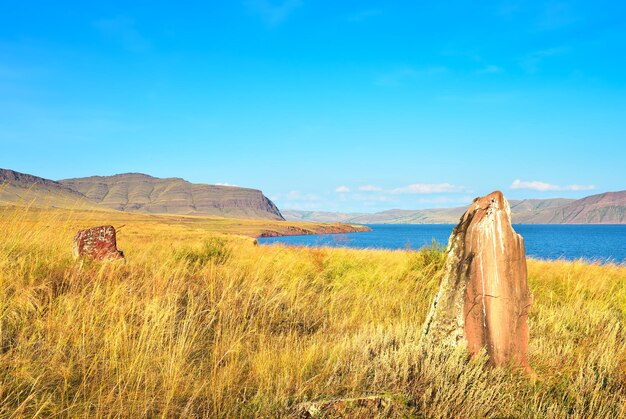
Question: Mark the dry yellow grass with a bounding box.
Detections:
[0,206,625,417]
[0,204,368,239]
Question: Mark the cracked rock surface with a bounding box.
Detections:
[421,191,534,375]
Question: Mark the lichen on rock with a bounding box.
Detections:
[72,225,125,261]
[421,191,534,376]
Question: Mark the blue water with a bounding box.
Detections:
[258,224,626,264]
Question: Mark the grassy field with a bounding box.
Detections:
[1,206,625,417]
[0,205,369,239]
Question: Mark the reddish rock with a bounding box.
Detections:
[72,225,124,261]
[421,191,534,375]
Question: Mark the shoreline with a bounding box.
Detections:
[255,224,371,238]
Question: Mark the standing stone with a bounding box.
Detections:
[72,225,124,261]
[421,191,534,375]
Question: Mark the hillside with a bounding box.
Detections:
[0,168,102,210]
[280,209,367,223]
[285,193,625,224]
[2,169,286,221]
[57,173,285,220]
[509,198,576,223]
[541,191,626,224]
[284,199,575,224]
[350,207,466,224]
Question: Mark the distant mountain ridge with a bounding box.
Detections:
[1,169,284,221]
[3,168,624,224]
[539,191,626,224]
[285,192,626,224]
[281,210,367,223]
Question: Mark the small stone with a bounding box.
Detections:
[72,225,124,261]
[421,191,534,376]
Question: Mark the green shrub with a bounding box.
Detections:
[174,237,232,266]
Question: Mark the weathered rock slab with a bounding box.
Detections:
[421,191,534,375]
[72,225,124,261]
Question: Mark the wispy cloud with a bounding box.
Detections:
[337,193,393,203]
[415,195,474,205]
[375,66,448,87]
[270,190,325,211]
[0,64,21,79]
[497,0,524,17]
[276,182,477,212]
[476,64,503,74]
[215,182,239,187]
[520,46,570,73]
[93,16,150,52]
[536,2,579,31]
[436,92,515,105]
[510,179,595,192]
[496,1,579,30]
[348,9,382,22]
[439,48,504,76]
[272,190,320,201]
[358,185,382,192]
[245,0,302,26]
[391,183,467,194]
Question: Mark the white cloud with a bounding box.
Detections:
[245,0,302,26]
[335,186,350,193]
[510,179,595,192]
[391,183,466,194]
[215,182,239,187]
[358,185,382,192]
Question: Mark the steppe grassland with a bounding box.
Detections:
[1,205,625,417]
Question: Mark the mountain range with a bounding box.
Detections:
[1,169,284,220]
[284,192,626,224]
[2,168,624,224]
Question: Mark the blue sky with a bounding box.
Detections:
[1,1,625,212]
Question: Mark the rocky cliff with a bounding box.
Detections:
[59,173,284,220]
